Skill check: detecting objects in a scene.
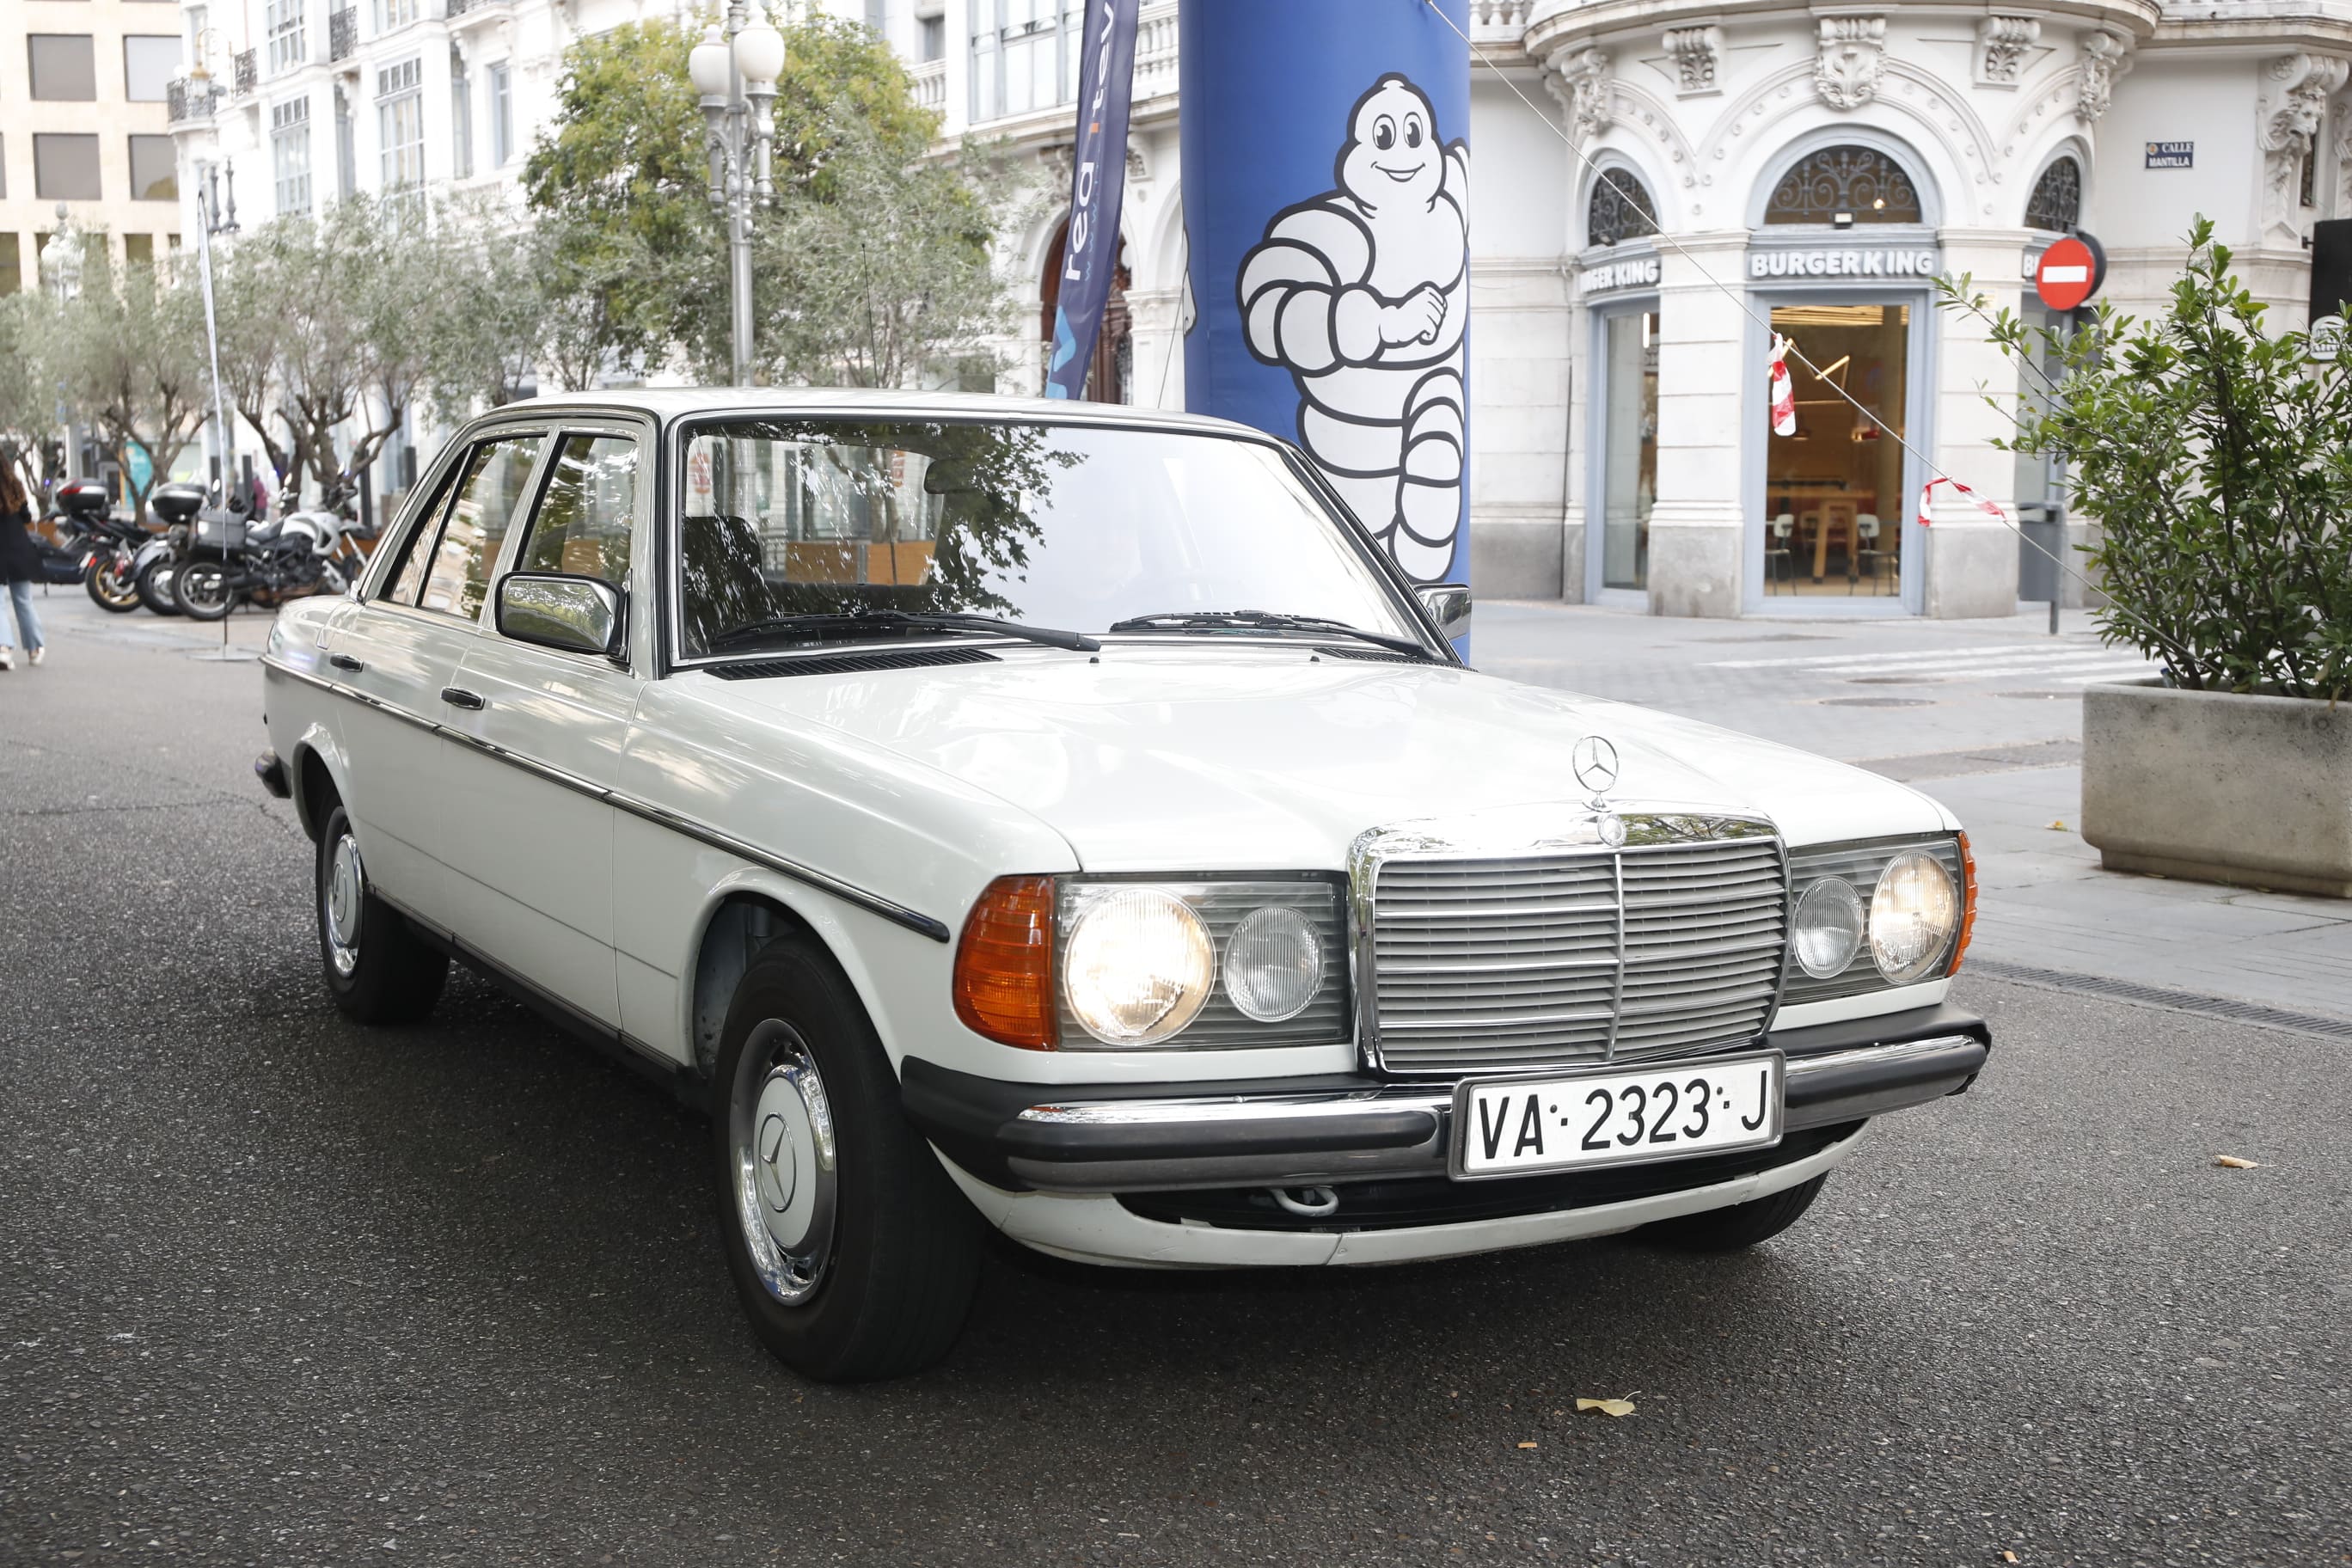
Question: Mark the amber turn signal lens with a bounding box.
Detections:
[1948,831,1979,976]
[953,875,1057,1050]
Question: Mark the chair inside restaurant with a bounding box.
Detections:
[1763,303,1908,597]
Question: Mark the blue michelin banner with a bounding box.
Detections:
[1179,0,1471,586]
[1045,0,1143,401]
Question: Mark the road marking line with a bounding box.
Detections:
[1702,642,2067,670]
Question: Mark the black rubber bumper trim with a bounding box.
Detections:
[254,749,291,799]
[901,1001,1991,1192]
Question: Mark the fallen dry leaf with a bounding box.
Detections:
[2214,1155,2258,1169]
[1575,1398,1637,1418]
[2002,1553,2019,1564]
[1516,1441,1539,1450]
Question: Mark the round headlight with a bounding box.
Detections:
[1063,889,1215,1045]
[1792,877,1865,978]
[1869,850,1959,985]
[1224,906,1324,1022]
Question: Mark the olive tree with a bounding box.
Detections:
[46,247,211,515]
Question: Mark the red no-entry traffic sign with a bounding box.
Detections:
[2036,235,2104,310]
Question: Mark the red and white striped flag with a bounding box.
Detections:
[1767,334,1797,437]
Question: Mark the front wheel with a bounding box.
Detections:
[1641,1173,1829,1252]
[713,937,983,1381]
[173,559,236,621]
[134,557,181,616]
[315,804,449,1024]
[85,554,140,612]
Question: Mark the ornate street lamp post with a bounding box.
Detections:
[689,3,786,386]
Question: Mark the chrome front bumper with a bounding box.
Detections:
[902,1003,1990,1195]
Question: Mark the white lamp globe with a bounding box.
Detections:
[733,7,787,89]
[688,23,732,97]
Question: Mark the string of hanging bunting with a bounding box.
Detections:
[1418,0,2101,602]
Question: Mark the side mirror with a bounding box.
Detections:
[496,572,626,660]
[1416,582,1472,646]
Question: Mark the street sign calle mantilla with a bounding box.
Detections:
[2146,141,2194,168]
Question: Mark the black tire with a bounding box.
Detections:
[85,555,140,612]
[134,558,182,616]
[173,559,236,621]
[712,936,983,1382]
[1643,1173,1829,1252]
[315,804,448,1025]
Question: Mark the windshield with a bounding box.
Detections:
[672,419,1425,658]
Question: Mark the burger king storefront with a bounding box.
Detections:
[1570,135,2060,621]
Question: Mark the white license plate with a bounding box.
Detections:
[1451,1052,1784,1179]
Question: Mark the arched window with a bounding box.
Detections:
[1587,168,1659,248]
[1762,145,1922,224]
[2024,156,2082,233]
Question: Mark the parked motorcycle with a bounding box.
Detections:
[56,480,171,613]
[170,504,359,621]
[129,484,217,616]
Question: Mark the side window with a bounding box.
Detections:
[417,434,542,621]
[380,457,467,605]
[511,434,637,586]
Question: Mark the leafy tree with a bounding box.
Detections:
[0,294,58,500]
[524,10,1008,385]
[1946,217,2352,701]
[425,189,556,416]
[46,246,211,515]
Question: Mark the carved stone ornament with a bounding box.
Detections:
[1662,26,1724,95]
[1977,15,2040,86]
[2076,30,2128,125]
[1814,16,1886,112]
[2337,89,2352,217]
[2258,52,2350,242]
[1546,47,1615,144]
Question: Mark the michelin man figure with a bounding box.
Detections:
[1238,74,1469,583]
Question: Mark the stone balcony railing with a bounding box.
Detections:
[1132,0,1179,100]
[910,57,946,114]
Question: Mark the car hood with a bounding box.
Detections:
[699,647,1953,871]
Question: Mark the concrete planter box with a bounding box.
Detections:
[2082,679,2352,897]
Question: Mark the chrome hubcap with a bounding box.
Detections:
[730,1021,837,1305]
[324,832,364,977]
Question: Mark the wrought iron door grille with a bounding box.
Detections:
[1367,834,1786,1075]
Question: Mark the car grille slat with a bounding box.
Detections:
[1369,833,1788,1075]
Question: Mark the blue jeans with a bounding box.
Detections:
[1,579,42,651]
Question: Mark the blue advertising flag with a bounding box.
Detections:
[1179,0,1471,588]
[1045,0,1142,401]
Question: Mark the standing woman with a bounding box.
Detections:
[0,454,46,670]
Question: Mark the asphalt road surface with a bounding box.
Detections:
[3,600,2348,1566]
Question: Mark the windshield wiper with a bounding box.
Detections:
[707,609,1099,654]
[1106,609,1436,660]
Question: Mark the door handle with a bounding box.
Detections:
[439,687,486,710]
[328,652,364,672]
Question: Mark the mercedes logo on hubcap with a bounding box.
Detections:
[1572,735,1620,796]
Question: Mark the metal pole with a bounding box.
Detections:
[726,0,750,386]
[194,171,234,652]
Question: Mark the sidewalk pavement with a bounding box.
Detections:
[1479,599,2352,1026]
[11,587,2348,1025]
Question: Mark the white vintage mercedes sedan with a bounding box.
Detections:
[254,389,1990,1381]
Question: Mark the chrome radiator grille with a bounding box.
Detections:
[1368,834,1787,1075]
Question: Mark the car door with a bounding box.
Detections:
[324,428,548,922]
[433,425,649,1030]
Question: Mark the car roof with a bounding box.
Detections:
[493,387,1278,443]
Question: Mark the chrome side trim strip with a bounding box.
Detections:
[262,654,952,943]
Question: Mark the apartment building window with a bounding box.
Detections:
[126,234,156,267]
[378,58,425,206]
[30,35,100,101]
[34,135,102,199]
[129,134,177,200]
[967,0,1080,123]
[124,36,180,101]
[273,97,314,215]
[375,0,419,33]
[266,0,306,74]
[0,236,20,297]
[487,61,511,167]
[450,56,473,180]
[919,15,945,62]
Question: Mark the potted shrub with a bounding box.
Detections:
[1964,221,2351,897]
